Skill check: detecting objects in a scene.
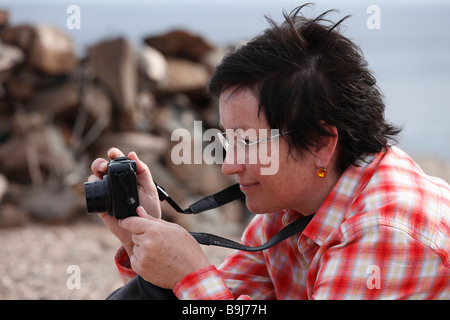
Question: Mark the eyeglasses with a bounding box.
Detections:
[217,129,293,155]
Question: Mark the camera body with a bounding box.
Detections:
[84,156,140,219]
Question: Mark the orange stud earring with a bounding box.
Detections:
[317,167,327,178]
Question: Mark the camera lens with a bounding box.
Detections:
[84,175,112,214]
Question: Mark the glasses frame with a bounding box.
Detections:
[217,129,293,151]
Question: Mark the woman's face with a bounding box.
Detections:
[219,87,337,215]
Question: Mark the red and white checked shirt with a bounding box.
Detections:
[115,146,450,299]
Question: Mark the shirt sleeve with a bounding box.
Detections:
[173,265,237,300]
[311,223,450,300]
[114,246,137,284]
[173,214,275,300]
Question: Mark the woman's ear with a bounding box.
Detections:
[313,121,339,168]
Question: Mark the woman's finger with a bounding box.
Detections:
[127,152,157,195]
[107,147,126,160]
[91,158,108,176]
[119,216,149,235]
[87,174,101,183]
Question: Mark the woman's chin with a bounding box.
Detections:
[245,198,278,215]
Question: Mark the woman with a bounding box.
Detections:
[89,5,449,299]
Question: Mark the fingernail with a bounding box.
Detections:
[100,162,107,170]
[107,147,117,156]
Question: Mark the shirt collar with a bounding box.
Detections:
[302,150,386,246]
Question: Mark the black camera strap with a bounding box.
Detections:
[190,213,314,251]
[155,182,244,214]
[154,181,315,252]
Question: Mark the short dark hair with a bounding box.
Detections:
[208,4,401,173]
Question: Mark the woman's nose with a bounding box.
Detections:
[222,150,245,176]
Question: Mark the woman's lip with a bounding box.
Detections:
[239,182,260,190]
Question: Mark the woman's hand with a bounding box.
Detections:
[88,147,162,257]
[119,206,211,289]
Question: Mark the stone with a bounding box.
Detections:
[0,112,75,184]
[0,173,7,201]
[81,83,113,133]
[0,10,9,29]
[0,43,25,76]
[28,25,77,75]
[0,116,12,143]
[144,29,214,61]
[88,37,138,131]
[0,203,28,228]
[134,89,157,132]
[163,58,210,94]
[138,45,168,84]
[18,184,80,223]
[0,24,34,52]
[89,132,168,167]
[4,68,40,99]
[27,81,79,117]
[153,94,196,136]
[0,133,47,183]
[200,46,230,72]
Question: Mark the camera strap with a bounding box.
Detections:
[155,182,244,214]
[154,181,315,252]
[190,213,314,251]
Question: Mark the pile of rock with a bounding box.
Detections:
[0,10,246,234]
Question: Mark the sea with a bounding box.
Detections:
[2,0,450,160]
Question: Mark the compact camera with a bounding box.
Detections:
[84,156,140,219]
